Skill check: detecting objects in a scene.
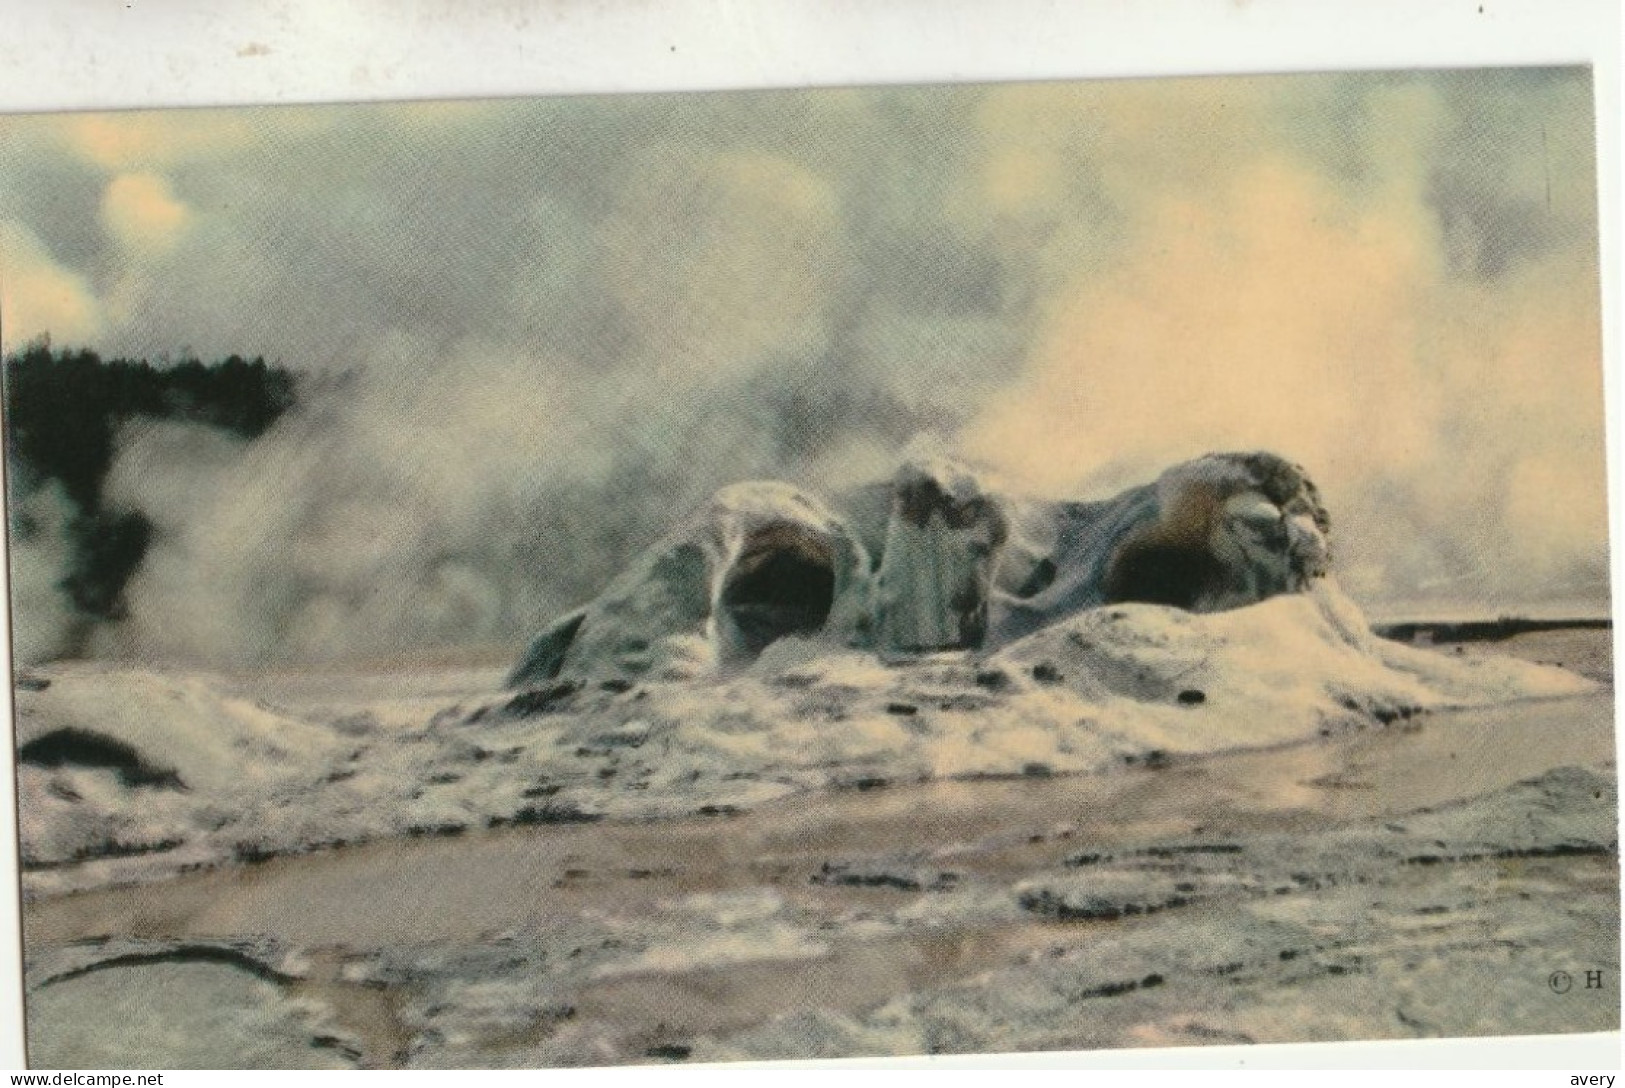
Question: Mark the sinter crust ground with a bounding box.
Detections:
[16,617,1618,1068]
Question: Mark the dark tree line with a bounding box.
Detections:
[4,341,298,625]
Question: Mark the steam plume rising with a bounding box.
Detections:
[0,68,1607,666]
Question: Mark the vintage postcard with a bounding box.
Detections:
[0,62,1616,1069]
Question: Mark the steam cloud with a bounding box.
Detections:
[0,69,1607,667]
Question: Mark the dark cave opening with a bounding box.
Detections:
[1103,541,1222,611]
[718,528,837,662]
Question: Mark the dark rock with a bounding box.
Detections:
[487,804,601,828]
[974,668,1011,690]
[646,1044,691,1061]
[18,728,185,790]
[502,681,582,718]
